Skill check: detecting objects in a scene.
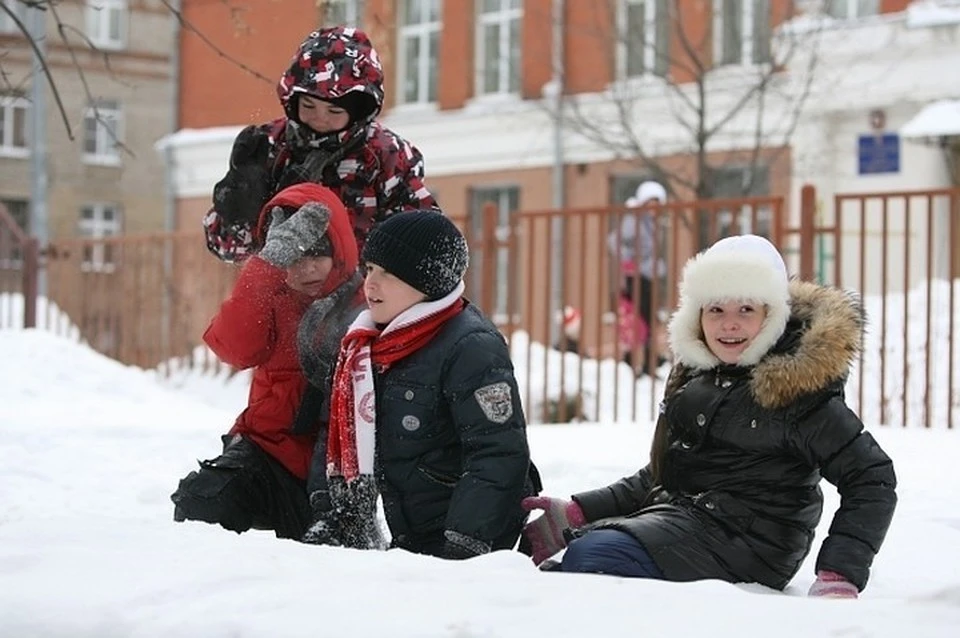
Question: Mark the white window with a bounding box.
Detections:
[83,100,122,165]
[470,186,520,320]
[79,203,122,272]
[398,0,441,104]
[0,94,29,157]
[476,0,522,96]
[85,0,127,50]
[618,0,670,79]
[714,0,771,67]
[826,0,880,19]
[0,0,29,35]
[0,198,29,269]
[322,0,365,26]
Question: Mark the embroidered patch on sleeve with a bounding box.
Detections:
[474,382,514,424]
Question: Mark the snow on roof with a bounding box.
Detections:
[900,99,960,139]
[906,0,960,29]
[153,125,245,152]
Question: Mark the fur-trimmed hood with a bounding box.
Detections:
[666,281,864,410]
[749,280,863,409]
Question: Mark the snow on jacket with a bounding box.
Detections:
[571,281,897,591]
[203,27,438,263]
[203,183,360,480]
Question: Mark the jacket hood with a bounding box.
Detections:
[748,280,863,409]
[277,27,384,126]
[257,183,359,298]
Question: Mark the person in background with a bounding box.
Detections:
[171,183,362,540]
[608,181,668,372]
[306,210,541,558]
[522,234,897,598]
[204,26,438,264]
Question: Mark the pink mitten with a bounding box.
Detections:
[808,570,859,599]
[521,496,587,565]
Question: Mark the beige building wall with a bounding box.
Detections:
[0,1,175,240]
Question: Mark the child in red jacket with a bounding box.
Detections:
[171,182,362,539]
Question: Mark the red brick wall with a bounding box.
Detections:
[179,0,318,128]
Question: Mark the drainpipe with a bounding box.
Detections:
[29,6,48,297]
[161,0,183,366]
[548,0,566,345]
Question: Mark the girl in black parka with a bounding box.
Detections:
[523,234,897,597]
[307,210,538,559]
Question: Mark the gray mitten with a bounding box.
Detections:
[329,476,387,551]
[258,201,332,268]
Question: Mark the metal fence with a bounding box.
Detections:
[2,186,958,427]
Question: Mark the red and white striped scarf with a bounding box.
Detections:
[326,282,466,482]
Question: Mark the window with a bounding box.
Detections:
[714,0,771,66]
[0,198,29,269]
[618,0,670,79]
[700,165,771,248]
[83,100,122,165]
[398,0,441,104]
[476,0,522,96]
[322,0,364,26]
[0,0,29,35]
[0,94,29,156]
[826,0,880,19]
[79,203,122,271]
[469,186,520,320]
[86,0,127,50]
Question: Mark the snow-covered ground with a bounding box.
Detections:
[1,328,959,637]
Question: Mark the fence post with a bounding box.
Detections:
[481,202,498,315]
[799,184,817,281]
[22,238,39,329]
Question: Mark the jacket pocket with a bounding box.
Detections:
[416,464,460,488]
[381,383,441,440]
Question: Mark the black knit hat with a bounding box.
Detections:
[362,210,469,300]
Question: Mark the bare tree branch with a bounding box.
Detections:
[541,0,820,202]
[46,1,134,156]
[158,0,273,85]
[0,0,73,138]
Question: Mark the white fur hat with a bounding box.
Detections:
[668,234,791,370]
[626,181,667,207]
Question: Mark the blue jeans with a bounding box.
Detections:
[561,529,664,579]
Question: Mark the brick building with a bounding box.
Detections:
[160,0,959,343]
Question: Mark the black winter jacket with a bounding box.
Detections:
[374,303,536,556]
[572,282,897,591]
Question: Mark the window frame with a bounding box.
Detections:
[85,0,128,51]
[475,0,523,97]
[713,0,771,67]
[82,100,123,166]
[0,198,30,269]
[825,0,880,20]
[0,94,30,158]
[397,0,442,105]
[78,202,123,273]
[616,0,670,80]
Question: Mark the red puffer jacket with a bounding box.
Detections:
[203,183,359,479]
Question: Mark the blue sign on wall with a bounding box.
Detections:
[858,133,900,175]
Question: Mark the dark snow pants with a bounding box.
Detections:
[561,529,664,579]
[171,434,311,540]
